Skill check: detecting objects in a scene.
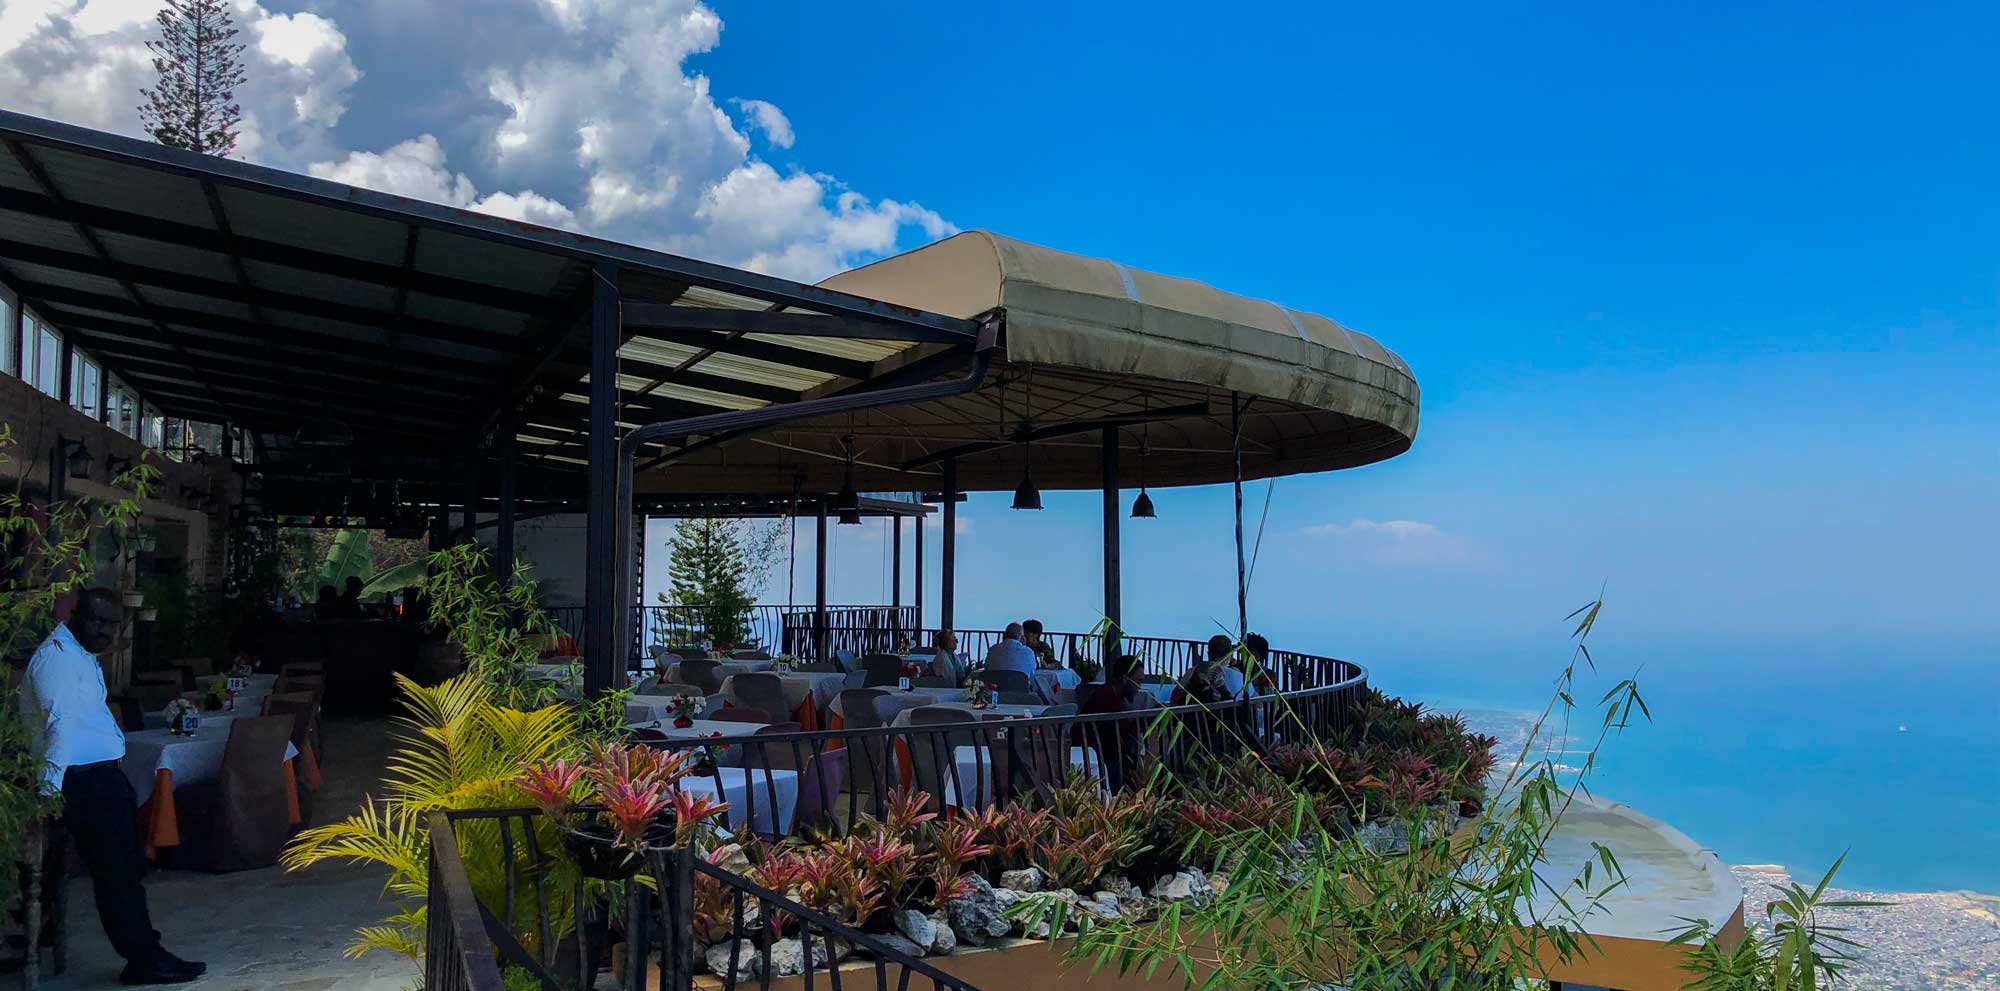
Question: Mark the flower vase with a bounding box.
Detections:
[673,715,694,729]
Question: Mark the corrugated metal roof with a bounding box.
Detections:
[0,110,980,517]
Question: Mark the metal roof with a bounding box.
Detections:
[0,111,981,517]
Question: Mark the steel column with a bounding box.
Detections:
[496,423,517,590]
[891,514,903,626]
[914,499,925,633]
[461,460,478,545]
[1232,392,1247,640]
[1101,426,1122,632]
[814,502,829,661]
[941,458,958,633]
[583,263,620,695]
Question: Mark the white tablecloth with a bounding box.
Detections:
[639,718,770,740]
[190,673,278,711]
[830,689,953,724]
[720,672,846,713]
[121,718,300,804]
[1139,682,1177,704]
[1034,668,1084,698]
[624,694,724,724]
[940,744,1092,808]
[890,702,1046,726]
[526,662,581,683]
[680,767,797,834]
[667,658,775,682]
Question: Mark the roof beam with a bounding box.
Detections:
[104,350,456,420]
[548,353,803,405]
[898,402,1211,469]
[0,238,533,354]
[15,282,505,376]
[621,302,968,344]
[627,327,874,380]
[57,317,481,397]
[0,185,552,313]
[4,139,243,423]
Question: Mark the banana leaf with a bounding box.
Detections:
[316,528,375,593]
[359,559,429,597]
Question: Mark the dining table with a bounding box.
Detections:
[678,766,798,835]
[719,671,847,729]
[889,701,1047,726]
[121,715,302,857]
[624,694,725,725]
[667,658,776,681]
[190,673,279,711]
[639,717,771,740]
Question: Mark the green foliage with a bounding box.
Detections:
[316,528,375,592]
[137,0,246,156]
[282,674,585,969]
[139,566,225,661]
[1064,598,1656,990]
[1671,853,1883,991]
[0,423,158,908]
[660,517,783,645]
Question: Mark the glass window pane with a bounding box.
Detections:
[1,299,14,376]
[36,327,59,397]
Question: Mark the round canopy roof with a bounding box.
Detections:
[636,231,1419,497]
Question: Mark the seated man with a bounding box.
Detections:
[1078,653,1151,790]
[1173,634,1243,705]
[982,622,1039,679]
[1022,618,1060,669]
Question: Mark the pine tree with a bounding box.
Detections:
[663,518,755,645]
[137,0,247,156]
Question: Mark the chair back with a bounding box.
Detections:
[679,658,725,694]
[638,681,705,697]
[914,675,956,688]
[207,714,296,871]
[835,688,893,796]
[859,654,905,688]
[831,648,858,673]
[280,662,324,678]
[711,707,770,724]
[629,674,659,694]
[794,745,850,828]
[130,682,182,712]
[275,673,324,697]
[793,661,841,673]
[1040,703,1079,718]
[904,708,979,810]
[730,673,791,721]
[729,649,772,661]
[171,656,216,677]
[983,669,1034,693]
[997,690,1044,707]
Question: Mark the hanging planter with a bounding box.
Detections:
[556,810,678,881]
[122,590,145,608]
[138,607,158,622]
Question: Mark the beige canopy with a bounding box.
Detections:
[636,231,1420,496]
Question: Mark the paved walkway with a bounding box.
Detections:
[45,716,414,991]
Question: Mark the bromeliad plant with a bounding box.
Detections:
[516,741,731,879]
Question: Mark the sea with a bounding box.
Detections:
[1348,642,2000,898]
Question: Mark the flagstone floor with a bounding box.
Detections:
[43,715,415,991]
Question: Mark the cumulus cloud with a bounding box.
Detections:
[1303,519,1474,566]
[734,98,793,148]
[0,0,951,280]
[0,0,361,167]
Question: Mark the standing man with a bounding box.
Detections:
[27,588,206,985]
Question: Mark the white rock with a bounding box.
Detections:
[893,909,938,950]
[1097,874,1135,898]
[1117,896,1158,922]
[704,939,761,980]
[926,911,956,954]
[991,887,1023,909]
[1207,872,1231,897]
[1000,867,1045,892]
[869,933,928,959]
[766,939,805,977]
[1153,872,1196,901]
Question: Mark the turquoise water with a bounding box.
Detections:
[1327,641,2000,896]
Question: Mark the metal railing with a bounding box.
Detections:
[424,633,1366,990]
[544,604,918,659]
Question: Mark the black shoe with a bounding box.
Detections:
[121,950,207,985]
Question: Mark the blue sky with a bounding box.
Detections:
[6,0,1994,657]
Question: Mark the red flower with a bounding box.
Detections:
[516,758,587,820]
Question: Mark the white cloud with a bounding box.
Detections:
[734,98,793,148]
[1303,519,1474,566]
[0,0,953,281]
[0,0,361,167]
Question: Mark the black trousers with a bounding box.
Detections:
[60,761,161,964]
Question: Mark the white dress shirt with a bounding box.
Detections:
[982,639,1039,678]
[26,622,127,793]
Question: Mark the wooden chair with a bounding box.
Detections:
[859,654,906,688]
[678,658,725,694]
[170,715,297,872]
[711,707,770,724]
[729,673,791,723]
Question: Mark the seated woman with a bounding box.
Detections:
[929,628,966,683]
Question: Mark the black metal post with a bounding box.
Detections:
[496,422,517,590]
[891,513,903,627]
[57,336,72,407]
[1232,392,1247,640]
[941,457,958,633]
[461,459,478,545]
[1101,426,1121,631]
[914,498,925,633]
[813,502,828,661]
[583,262,620,695]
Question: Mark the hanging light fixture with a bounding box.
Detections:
[1011,372,1041,510]
[63,438,94,480]
[834,432,860,521]
[1131,394,1157,518]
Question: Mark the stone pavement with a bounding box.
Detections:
[43,715,415,991]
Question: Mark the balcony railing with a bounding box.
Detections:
[423,630,1367,990]
[543,604,919,660]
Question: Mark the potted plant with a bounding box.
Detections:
[123,590,145,608]
[517,743,730,881]
[666,694,702,729]
[162,698,200,736]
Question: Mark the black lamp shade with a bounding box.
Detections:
[1011,471,1042,510]
[837,507,862,525]
[1130,489,1156,518]
[833,477,859,512]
